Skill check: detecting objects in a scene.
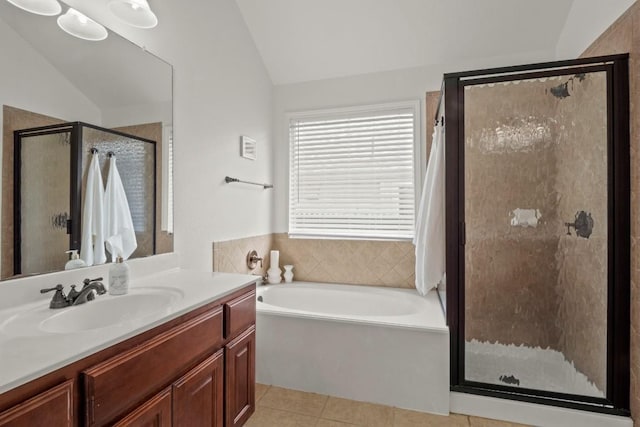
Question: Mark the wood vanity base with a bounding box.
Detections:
[0,283,256,427]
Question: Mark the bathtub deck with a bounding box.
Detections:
[257,282,447,332]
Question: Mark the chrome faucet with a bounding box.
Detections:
[40,277,105,309]
[72,278,107,306]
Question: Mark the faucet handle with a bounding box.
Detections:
[246,250,263,269]
[40,284,64,294]
[82,277,104,287]
[40,284,69,309]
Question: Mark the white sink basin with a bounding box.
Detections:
[0,287,184,336]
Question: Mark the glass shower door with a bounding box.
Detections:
[18,129,72,275]
[462,70,609,398]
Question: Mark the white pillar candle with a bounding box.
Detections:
[270,250,279,270]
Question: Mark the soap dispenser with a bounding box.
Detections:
[109,256,130,295]
[65,250,87,270]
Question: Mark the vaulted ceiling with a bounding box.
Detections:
[234,0,634,85]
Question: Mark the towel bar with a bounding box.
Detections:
[224,176,273,189]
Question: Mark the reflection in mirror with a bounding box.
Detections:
[18,127,72,275]
[0,1,173,280]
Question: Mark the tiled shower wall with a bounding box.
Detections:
[580,1,640,421]
[463,80,562,350]
[213,233,415,288]
[463,73,610,392]
[462,0,638,406]
[554,72,608,393]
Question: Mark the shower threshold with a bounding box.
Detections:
[465,340,604,398]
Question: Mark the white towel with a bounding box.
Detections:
[104,156,137,261]
[413,124,446,296]
[80,153,106,266]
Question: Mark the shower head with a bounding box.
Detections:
[550,81,570,99]
[549,73,587,99]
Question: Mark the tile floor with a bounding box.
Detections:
[246,384,530,427]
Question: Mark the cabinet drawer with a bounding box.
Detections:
[224,290,256,339]
[84,306,223,426]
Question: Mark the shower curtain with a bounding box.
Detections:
[414,123,445,296]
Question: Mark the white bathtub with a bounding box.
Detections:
[256,282,450,415]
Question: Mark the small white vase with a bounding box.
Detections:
[283,265,294,283]
[267,267,282,284]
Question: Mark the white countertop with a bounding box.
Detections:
[0,268,259,394]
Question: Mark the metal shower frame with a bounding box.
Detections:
[442,54,630,415]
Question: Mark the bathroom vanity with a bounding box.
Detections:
[0,269,257,427]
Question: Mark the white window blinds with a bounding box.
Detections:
[289,102,418,240]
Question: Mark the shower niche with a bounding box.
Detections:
[13,122,157,277]
[443,54,629,414]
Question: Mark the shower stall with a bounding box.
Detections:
[442,54,629,414]
[13,122,156,276]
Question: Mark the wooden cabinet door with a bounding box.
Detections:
[225,326,256,427]
[173,349,224,427]
[113,388,171,427]
[84,307,223,426]
[0,380,73,427]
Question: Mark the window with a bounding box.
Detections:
[161,125,174,234]
[288,101,420,240]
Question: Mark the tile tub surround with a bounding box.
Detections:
[272,233,415,288]
[248,384,530,427]
[213,233,416,288]
[579,1,640,422]
[213,233,274,278]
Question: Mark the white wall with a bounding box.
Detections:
[0,16,102,125]
[555,0,637,59]
[63,0,274,271]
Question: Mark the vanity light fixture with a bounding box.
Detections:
[107,0,158,29]
[5,0,61,16]
[57,7,108,41]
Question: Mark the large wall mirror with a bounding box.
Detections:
[0,1,173,280]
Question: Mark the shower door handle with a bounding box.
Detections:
[460,221,466,246]
[66,219,72,235]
